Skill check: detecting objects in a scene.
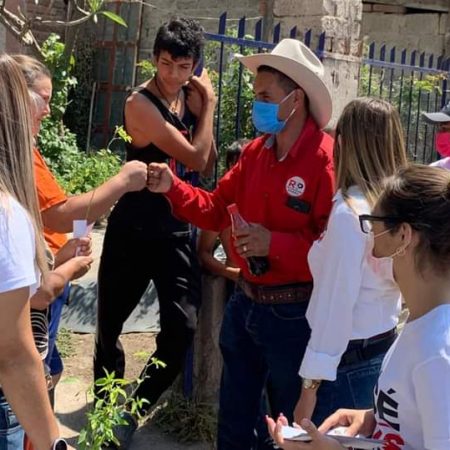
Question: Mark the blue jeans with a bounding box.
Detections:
[0,394,24,450]
[45,283,70,376]
[218,289,311,450]
[312,354,384,427]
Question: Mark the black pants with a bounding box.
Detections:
[94,222,201,411]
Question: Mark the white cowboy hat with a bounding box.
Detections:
[236,38,332,128]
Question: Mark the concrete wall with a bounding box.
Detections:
[362,1,449,56]
[138,0,262,60]
[268,0,363,127]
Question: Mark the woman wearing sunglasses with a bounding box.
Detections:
[292,97,408,427]
[269,164,450,450]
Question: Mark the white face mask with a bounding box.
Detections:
[367,228,407,283]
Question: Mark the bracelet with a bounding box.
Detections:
[51,438,68,450]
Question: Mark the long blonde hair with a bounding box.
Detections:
[334,97,408,207]
[0,54,47,274]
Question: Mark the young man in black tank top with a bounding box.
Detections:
[93,17,216,447]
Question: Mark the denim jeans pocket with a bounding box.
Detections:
[0,399,20,436]
[345,356,383,409]
[270,302,308,321]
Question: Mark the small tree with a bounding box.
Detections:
[0,0,127,57]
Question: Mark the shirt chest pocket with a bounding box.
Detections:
[277,194,312,227]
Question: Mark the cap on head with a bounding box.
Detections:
[422,101,450,124]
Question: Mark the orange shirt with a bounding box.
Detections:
[33,148,68,254]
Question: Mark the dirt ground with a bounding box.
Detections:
[55,332,210,449]
[62,332,157,383]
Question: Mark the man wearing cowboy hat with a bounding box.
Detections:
[422,101,450,170]
[147,38,335,449]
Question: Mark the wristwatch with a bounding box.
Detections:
[51,438,68,450]
[302,378,322,390]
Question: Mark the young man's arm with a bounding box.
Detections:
[126,72,216,172]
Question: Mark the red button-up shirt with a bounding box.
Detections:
[166,117,335,285]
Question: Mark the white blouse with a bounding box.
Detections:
[299,186,401,381]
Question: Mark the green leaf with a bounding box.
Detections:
[100,11,127,27]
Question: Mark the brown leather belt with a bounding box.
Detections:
[239,279,313,304]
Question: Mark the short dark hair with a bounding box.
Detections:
[153,17,205,64]
[225,139,248,169]
[257,65,298,94]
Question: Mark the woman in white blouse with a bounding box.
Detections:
[293,97,407,426]
[269,164,450,450]
[0,55,67,450]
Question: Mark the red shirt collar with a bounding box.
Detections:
[263,116,321,160]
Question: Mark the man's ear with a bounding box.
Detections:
[294,88,306,107]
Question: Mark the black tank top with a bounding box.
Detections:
[108,87,197,236]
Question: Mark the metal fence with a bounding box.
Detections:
[203,14,450,171]
[90,11,450,167]
[359,43,450,164]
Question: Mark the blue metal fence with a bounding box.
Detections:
[359,42,450,164]
[91,11,450,167]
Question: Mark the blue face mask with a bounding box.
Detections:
[252,91,296,134]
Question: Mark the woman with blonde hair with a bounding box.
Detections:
[12,53,147,399]
[0,54,67,450]
[293,97,407,426]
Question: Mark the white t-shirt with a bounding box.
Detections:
[300,186,401,381]
[0,194,39,296]
[373,305,450,450]
[430,157,450,170]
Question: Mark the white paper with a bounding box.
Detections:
[73,220,94,255]
[282,425,384,449]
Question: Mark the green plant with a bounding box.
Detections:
[78,361,165,450]
[153,392,216,444]
[136,59,157,82]
[56,328,76,358]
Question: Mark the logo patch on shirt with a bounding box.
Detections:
[285,176,306,197]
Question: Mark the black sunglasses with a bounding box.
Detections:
[358,214,403,234]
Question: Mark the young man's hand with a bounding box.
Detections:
[189,69,216,105]
[147,163,175,193]
[186,83,203,118]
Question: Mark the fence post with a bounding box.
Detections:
[268,0,364,127]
